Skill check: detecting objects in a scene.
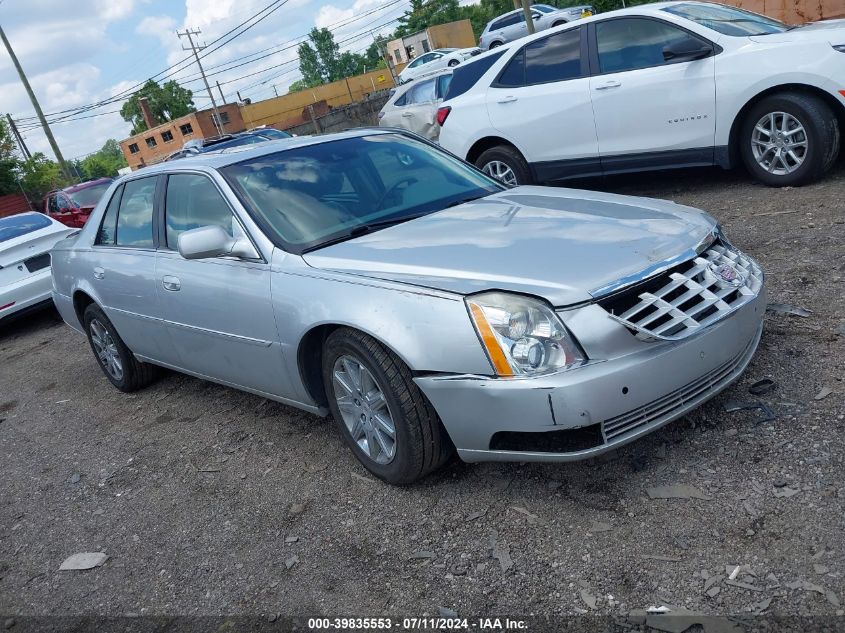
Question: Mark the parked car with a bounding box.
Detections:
[379,70,453,141]
[438,1,845,187]
[44,178,114,228]
[398,48,480,84]
[50,129,765,483]
[479,4,593,50]
[167,129,293,161]
[1,212,77,323]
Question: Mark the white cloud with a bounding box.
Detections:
[136,15,178,46]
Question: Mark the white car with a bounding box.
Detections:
[478,4,594,50]
[438,1,845,187]
[1,212,76,322]
[379,70,453,141]
[398,48,479,84]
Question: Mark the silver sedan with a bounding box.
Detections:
[50,130,765,484]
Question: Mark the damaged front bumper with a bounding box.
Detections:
[414,287,765,462]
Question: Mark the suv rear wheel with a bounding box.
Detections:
[475,145,533,186]
[740,92,840,187]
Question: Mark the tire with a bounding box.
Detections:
[322,328,453,485]
[83,304,159,393]
[739,92,840,187]
[448,59,460,67]
[552,20,567,27]
[475,145,533,186]
[489,41,503,49]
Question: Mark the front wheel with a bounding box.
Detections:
[448,59,460,67]
[475,145,533,186]
[489,41,503,49]
[322,328,453,484]
[739,92,840,187]
[83,304,159,392]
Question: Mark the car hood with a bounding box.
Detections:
[749,19,845,42]
[302,187,717,306]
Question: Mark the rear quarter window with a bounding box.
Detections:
[444,50,505,101]
[0,214,52,243]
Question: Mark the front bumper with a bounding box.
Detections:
[415,288,765,462]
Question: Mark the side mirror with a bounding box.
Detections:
[662,40,712,62]
[532,13,541,20]
[177,225,259,260]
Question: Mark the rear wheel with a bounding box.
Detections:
[475,145,533,186]
[552,20,567,26]
[739,92,840,187]
[448,59,460,67]
[489,40,503,48]
[83,304,158,392]
[322,328,453,484]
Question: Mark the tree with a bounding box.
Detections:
[287,79,310,94]
[395,0,463,37]
[19,153,70,201]
[73,139,127,180]
[0,117,20,195]
[120,79,195,135]
[296,28,372,88]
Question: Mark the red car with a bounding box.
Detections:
[44,178,113,228]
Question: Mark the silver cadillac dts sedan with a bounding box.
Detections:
[51,129,765,484]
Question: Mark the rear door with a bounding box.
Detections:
[486,27,601,178]
[89,176,171,361]
[395,79,440,140]
[154,171,289,397]
[588,17,717,169]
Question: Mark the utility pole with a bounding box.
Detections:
[0,25,71,177]
[216,81,226,105]
[177,28,224,135]
[6,113,30,159]
[521,0,536,34]
[273,85,278,97]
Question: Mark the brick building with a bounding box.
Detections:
[119,102,245,171]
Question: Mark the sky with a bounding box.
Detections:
[0,0,415,162]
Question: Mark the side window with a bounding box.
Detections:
[444,50,505,100]
[436,74,452,98]
[394,92,408,107]
[524,28,582,85]
[116,177,156,248]
[47,195,59,213]
[493,13,520,29]
[596,18,705,74]
[165,174,235,249]
[96,185,123,246]
[57,195,72,211]
[496,49,525,87]
[408,79,436,104]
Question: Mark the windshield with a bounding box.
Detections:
[663,3,789,36]
[0,213,53,243]
[67,183,110,207]
[222,134,502,253]
[256,129,291,140]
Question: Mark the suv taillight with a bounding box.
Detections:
[436,106,451,126]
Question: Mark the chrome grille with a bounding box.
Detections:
[605,244,762,341]
[603,332,757,441]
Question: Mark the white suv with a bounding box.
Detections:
[438,1,845,187]
[479,4,594,50]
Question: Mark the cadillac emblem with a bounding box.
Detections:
[709,262,744,287]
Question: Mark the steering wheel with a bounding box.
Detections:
[376,177,418,208]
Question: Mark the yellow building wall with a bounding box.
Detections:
[428,20,477,50]
[240,69,396,130]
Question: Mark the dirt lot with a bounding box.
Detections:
[1,161,843,624]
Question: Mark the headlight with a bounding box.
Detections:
[466,292,586,377]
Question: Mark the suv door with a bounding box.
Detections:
[155,172,291,397]
[588,17,717,169]
[486,27,601,178]
[90,176,171,361]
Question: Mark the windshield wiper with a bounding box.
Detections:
[302,213,431,253]
[444,193,492,209]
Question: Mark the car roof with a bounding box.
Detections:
[120,129,400,176]
[62,177,113,193]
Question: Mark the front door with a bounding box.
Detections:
[588,17,717,170]
[487,27,600,178]
[154,172,290,397]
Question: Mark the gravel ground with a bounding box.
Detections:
[1,161,843,623]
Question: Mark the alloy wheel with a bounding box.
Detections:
[482,160,518,186]
[332,355,397,465]
[751,111,808,176]
[90,318,123,381]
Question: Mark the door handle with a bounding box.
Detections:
[497,95,518,104]
[401,112,413,117]
[594,80,622,90]
[161,275,181,291]
[93,267,104,280]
